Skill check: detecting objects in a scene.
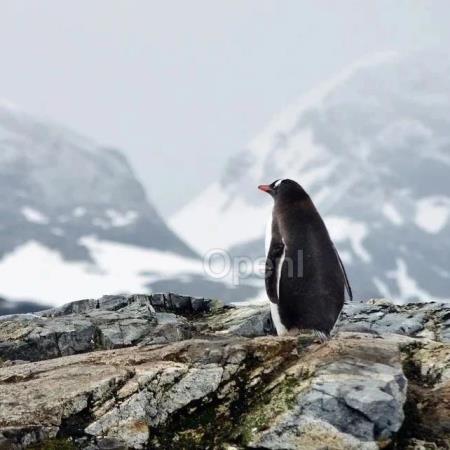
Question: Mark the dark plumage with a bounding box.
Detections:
[258,179,352,337]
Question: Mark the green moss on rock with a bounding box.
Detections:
[148,345,302,449]
[239,375,301,445]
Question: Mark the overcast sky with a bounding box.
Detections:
[1,0,449,215]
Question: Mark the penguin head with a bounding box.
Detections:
[258,179,308,202]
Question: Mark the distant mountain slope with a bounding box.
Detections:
[0,296,50,316]
[171,51,450,303]
[0,103,196,259]
[0,103,208,305]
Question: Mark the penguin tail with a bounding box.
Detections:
[333,244,353,301]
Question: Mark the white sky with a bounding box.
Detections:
[0,0,449,215]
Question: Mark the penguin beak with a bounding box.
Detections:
[258,184,272,194]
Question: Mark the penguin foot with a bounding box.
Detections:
[313,330,330,343]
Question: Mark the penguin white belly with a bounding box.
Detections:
[265,214,288,336]
[270,301,288,336]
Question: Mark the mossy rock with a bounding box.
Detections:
[28,438,76,450]
[239,375,300,445]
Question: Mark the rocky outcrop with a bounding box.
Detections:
[0,294,267,363]
[0,295,449,449]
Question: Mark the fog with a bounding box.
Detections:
[1,0,450,214]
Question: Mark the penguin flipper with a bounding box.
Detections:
[265,241,284,304]
[265,218,284,304]
[333,243,353,301]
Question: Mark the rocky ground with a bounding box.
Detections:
[0,294,449,450]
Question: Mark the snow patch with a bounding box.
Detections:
[246,51,398,180]
[105,209,139,227]
[21,207,49,225]
[92,218,111,229]
[338,250,353,265]
[170,52,398,255]
[387,258,433,301]
[272,128,322,174]
[372,276,392,299]
[171,183,270,254]
[325,216,372,263]
[72,207,87,218]
[0,238,202,305]
[382,203,403,226]
[415,197,450,233]
[51,227,65,236]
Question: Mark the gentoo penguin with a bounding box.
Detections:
[258,179,352,338]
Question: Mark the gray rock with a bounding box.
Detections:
[2,296,449,364]
[338,299,450,341]
[197,304,274,337]
[0,294,225,362]
[298,360,406,441]
[249,338,407,449]
[0,335,298,449]
[0,316,98,361]
[435,307,450,343]
[0,296,449,449]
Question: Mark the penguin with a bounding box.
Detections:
[258,179,352,339]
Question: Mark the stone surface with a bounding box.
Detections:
[0,295,449,449]
[0,294,223,362]
[243,335,409,450]
[337,299,450,342]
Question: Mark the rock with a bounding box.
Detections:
[338,300,450,342]
[195,303,274,337]
[0,336,297,449]
[246,337,407,449]
[0,295,449,449]
[398,340,450,449]
[0,294,224,362]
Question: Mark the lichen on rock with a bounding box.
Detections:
[0,294,449,449]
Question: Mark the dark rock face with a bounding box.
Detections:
[0,295,449,449]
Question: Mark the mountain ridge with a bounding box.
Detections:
[0,102,204,305]
[171,51,450,303]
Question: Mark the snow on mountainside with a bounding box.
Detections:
[0,103,215,306]
[171,51,450,303]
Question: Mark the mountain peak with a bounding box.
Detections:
[171,50,450,303]
[0,106,199,304]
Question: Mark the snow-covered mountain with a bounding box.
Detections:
[0,103,255,308]
[171,51,450,303]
